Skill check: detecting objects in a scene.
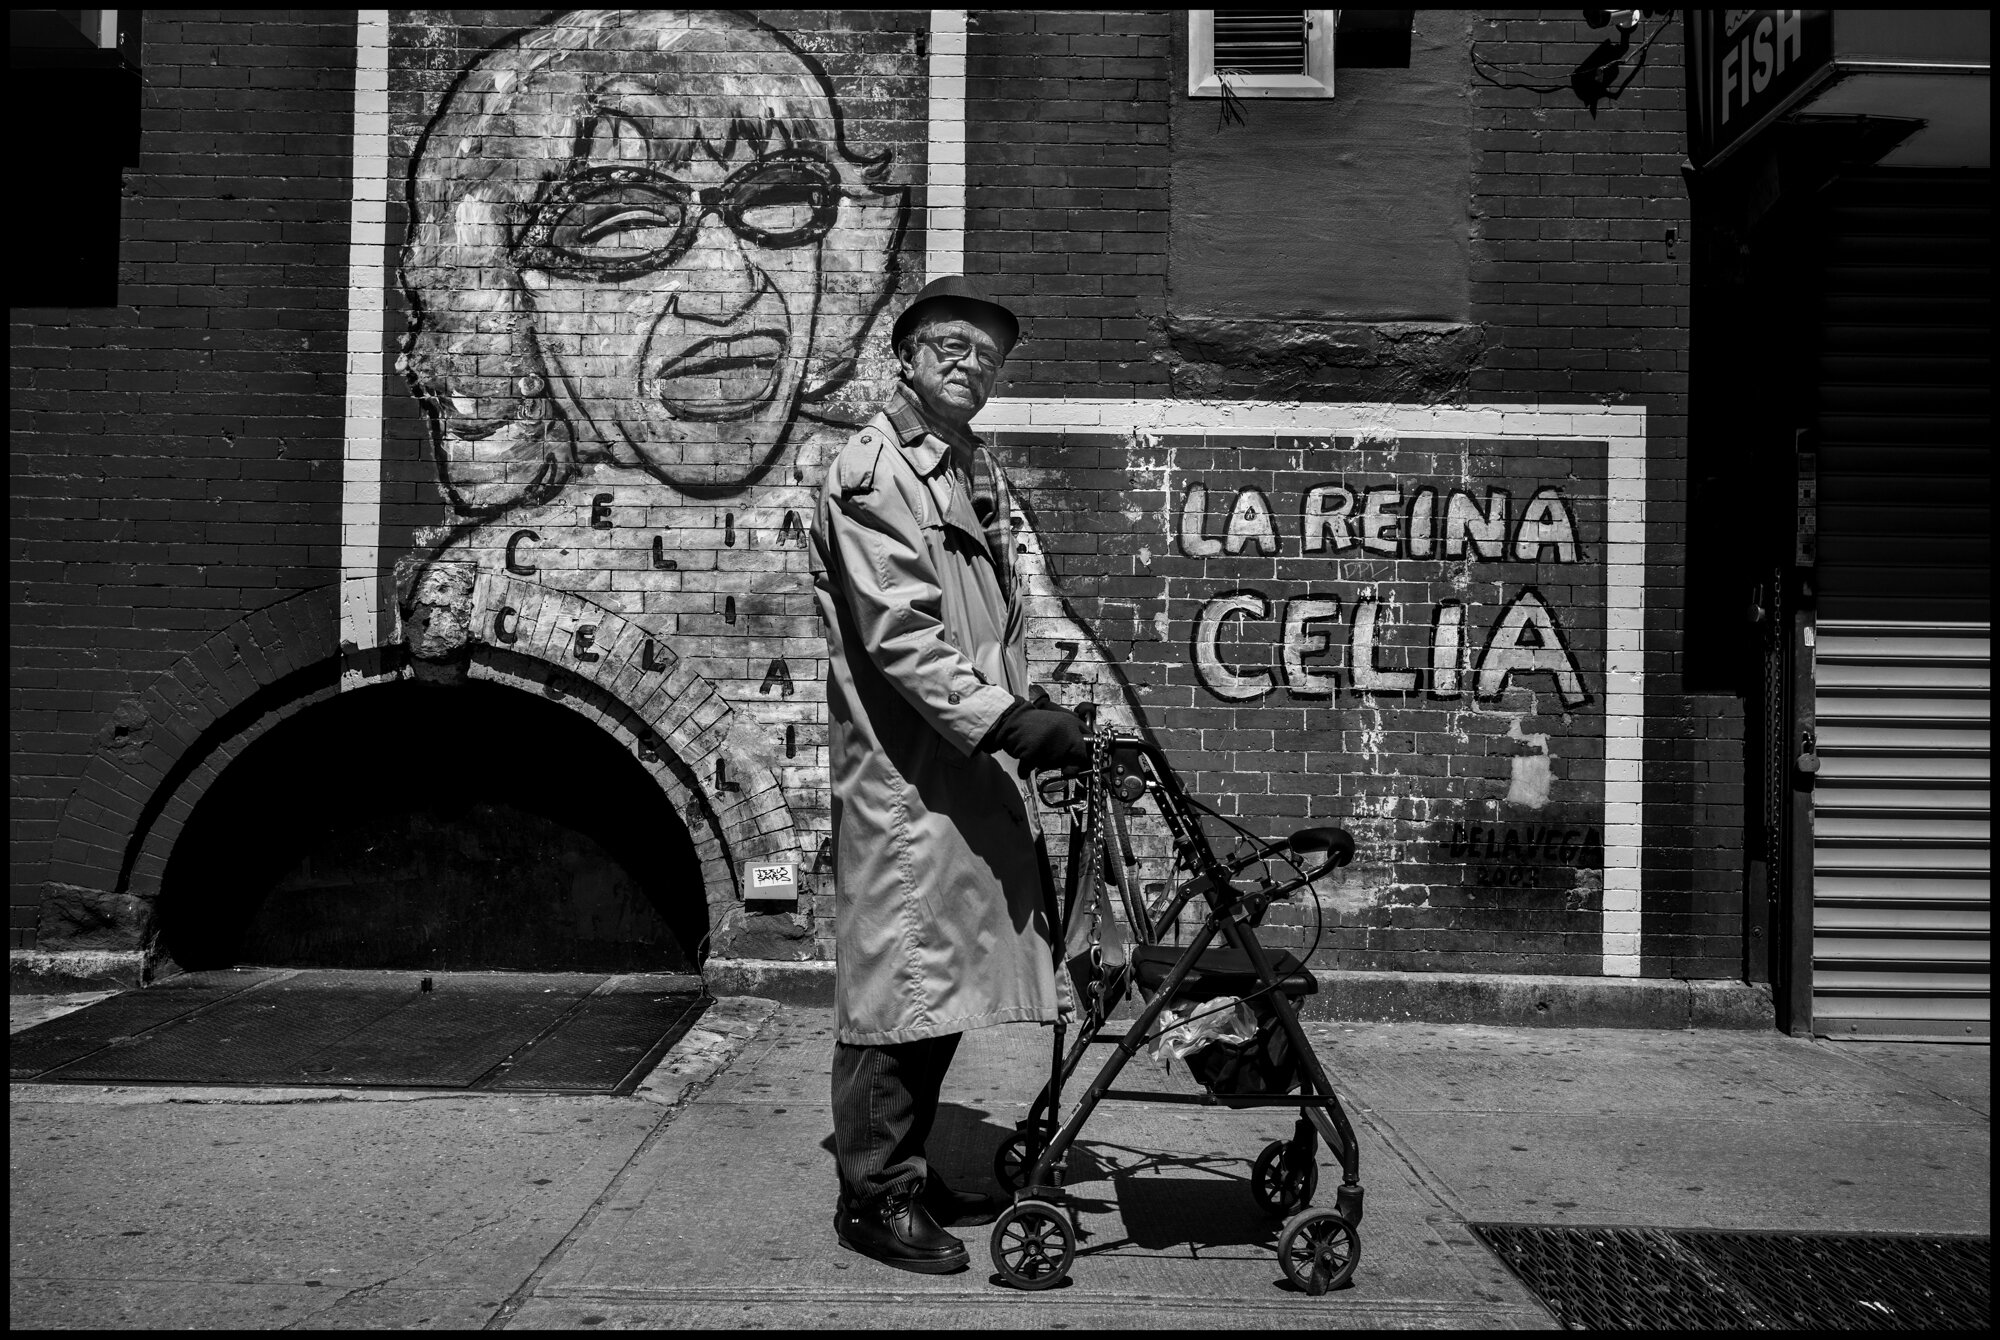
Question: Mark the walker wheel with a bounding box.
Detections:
[993,1128,1048,1194]
[1251,1139,1319,1217]
[1276,1209,1359,1296]
[989,1199,1076,1290]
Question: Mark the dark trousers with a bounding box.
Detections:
[831,1032,962,1206]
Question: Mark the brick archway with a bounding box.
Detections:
[37,581,805,959]
[39,588,344,952]
[460,569,806,900]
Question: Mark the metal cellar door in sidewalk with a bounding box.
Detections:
[1812,624,1991,1040]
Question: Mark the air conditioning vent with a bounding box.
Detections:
[1189,10,1337,99]
[1213,10,1309,74]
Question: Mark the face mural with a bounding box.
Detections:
[391,10,1142,930]
[401,8,904,510]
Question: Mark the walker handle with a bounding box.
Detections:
[1287,826,1355,869]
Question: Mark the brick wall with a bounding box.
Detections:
[956,10,1741,978]
[1460,13,1743,978]
[8,9,1746,985]
[9,11,356,949]
[966,9,1173,398]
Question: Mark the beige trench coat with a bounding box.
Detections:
[810,406,1061,1045]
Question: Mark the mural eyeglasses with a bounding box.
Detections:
[514,150,841,281]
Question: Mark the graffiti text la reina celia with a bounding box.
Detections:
[1179,481,1592,707]
[1180,481,1581,565]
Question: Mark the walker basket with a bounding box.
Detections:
[1183,995,1302,1097]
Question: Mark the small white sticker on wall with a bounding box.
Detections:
[749,862,799,897]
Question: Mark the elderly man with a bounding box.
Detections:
[810,277,1089,1273]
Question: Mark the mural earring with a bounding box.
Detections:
[515,375,552,424]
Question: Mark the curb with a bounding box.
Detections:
[701,958,839,1006]
[1317,970,1775,1030]
[10,949,145,994]
[631,995,780,1107]
[700,959,1776,1030]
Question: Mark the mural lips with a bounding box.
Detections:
[647,328,790,421]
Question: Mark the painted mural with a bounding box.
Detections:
[387,9,1138,936]
[382,10,1615,972]
[991,424,1613,972]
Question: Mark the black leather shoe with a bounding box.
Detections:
[835,1187,970,1274]
[923,1171,1002,1227]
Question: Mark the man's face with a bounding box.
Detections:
[897,313,1008,427]
[519,141,828,492]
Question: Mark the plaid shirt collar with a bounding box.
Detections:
[884,382,981,475]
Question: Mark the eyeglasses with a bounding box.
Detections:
[913,333,1005,374]
[514,150,841,281]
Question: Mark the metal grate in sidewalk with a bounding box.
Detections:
[9,969,707,1095]
[1471,1223,1989,1331]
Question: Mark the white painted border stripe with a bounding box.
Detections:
[925,10,968,280]
[981,397,1648,977]
[339,10,391,686]
[1598,416,1646,976]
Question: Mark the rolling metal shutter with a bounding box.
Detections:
[1803,172,1989,1041]
[1811,172,1989,626]
[1812,625,1990,1039]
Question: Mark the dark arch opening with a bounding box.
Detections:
[158,678,706,972]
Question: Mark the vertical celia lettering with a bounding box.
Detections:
[505,528,539,575]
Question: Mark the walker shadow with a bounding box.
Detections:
[1074,1141,1280,1255]
[816,1103,1285,1258]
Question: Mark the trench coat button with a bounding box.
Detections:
[948,691,962,704]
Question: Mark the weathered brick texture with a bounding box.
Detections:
[10,11,354,947]
[966,9,1173,397]
[1462,13,1741,977]
[9,10,1742,986]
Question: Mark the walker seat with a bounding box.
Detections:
[1131,944,1319,998]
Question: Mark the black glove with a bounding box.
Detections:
[981,699,1089,772]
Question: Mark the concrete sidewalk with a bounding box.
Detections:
[9,996,1990,1329]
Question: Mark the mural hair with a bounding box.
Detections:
[398,8,906,516]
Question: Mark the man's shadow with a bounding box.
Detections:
[818,1102,1282,1256]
